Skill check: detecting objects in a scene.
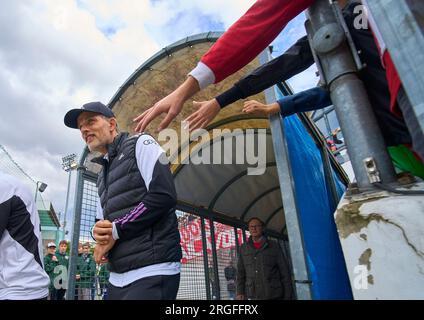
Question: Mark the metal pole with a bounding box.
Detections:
[63,170,72,237]
[365,0,424,135]
[209,219,221,300]
[62,153,77,239]
[234,226,240,253]
[67,166,85,300]
[323,113,332,137]
[306,0,397,189]
[259,50,312,300]
[55,211,61,245]
[200,218,211,300]
[34,182,38,203]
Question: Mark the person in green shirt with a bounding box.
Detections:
[54,240,69,300]
[43,242,58,300]
[77,242,96,300]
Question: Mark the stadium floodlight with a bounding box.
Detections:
[61,153,78,239]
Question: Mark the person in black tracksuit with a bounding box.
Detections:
[64,102,182,300]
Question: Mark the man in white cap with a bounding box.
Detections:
[44,242,59,299]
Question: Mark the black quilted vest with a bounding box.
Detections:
[94,132,181,273]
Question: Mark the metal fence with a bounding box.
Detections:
[66,172,106,300]
[176,214,241,300]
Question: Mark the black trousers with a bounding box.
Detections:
[49,288,66,300]
[106,274,180,300]
[56,289,66,300]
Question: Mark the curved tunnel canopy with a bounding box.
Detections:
[80,32,287,238]
[173,126,286,237]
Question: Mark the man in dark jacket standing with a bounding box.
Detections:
[64,101,182,300]
[237,217,292,300]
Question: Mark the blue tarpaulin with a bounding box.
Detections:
[281,109,352,299]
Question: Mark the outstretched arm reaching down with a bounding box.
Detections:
[133,0,314,133]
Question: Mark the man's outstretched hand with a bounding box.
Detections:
[133,91,184,133]
[242,100,280,116]
[133,76,200,133]
[184,99,221,132]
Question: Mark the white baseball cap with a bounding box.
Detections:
[47,242,56,248]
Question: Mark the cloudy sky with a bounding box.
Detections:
[0,0,316,234]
